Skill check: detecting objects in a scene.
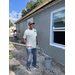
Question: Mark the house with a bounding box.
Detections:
[14,0,65,65]
[9,26,16,36]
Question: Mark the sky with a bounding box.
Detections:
[9,0,37,25]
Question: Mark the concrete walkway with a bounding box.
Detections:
[9,42,65,75]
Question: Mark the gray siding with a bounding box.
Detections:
[16,0,65,65]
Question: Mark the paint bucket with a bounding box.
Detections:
[44,57,52,69]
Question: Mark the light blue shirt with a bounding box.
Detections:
[23,28,37,49]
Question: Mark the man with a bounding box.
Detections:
[23,21,39,71]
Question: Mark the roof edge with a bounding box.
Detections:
[14,0,59,24]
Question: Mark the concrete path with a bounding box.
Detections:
[9,42,65,75]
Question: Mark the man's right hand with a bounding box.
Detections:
[26,42,29,46]
[23,39,32,47]
[26,43,32,47]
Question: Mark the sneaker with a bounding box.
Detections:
[32,65,39,68]
[26,67,31,71]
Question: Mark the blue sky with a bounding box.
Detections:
[9,0,37,25]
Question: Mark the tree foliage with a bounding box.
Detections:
[26,0,35,12]
[9,20,14,28]
[21,9,27,17]
[21,0,46,17]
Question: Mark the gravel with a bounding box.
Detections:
[9,43,65,75]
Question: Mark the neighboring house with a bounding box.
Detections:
[14,0,65,65]
[9,26,16,36]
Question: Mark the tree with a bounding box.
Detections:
[36,0,46,6]
[40,0,45,3]
[21,0,46,17]
[26,0,35,12]
[9,20,14,28]
[21,9,27,17]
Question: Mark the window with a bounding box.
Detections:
[50,7,65,49]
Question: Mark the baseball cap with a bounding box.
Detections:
[28,21,35,25]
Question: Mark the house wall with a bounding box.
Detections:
[16,0,65,65]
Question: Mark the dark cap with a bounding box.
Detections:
[28,21,35,25]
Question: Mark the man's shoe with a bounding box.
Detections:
[32,65,39,68]
[26,67,31,71]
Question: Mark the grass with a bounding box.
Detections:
[9,43,18,50]
[20,71,22,73]
[9,46,16,49]
[9,54,14,59]
[16,58,18,60]
[17,64,20,66]
[10,64,20,68]
[10,46,20,50]
[12,46,15,48]
[9,42,11,45]
[38,51,41,54]
[20,70,25,74]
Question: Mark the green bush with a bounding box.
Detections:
[9,42,11,45]
[9,54,14,59]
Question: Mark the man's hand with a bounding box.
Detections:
[26,42,29,46]
[23,39,32,47]
[26,42,32,47]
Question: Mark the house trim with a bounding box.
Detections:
[50,7,65,50]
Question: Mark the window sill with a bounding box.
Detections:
[50,43,65,50]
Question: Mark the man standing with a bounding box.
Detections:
[23,21,39,71]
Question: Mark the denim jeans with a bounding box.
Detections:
[26,48,37,68]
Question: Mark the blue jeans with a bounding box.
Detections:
[26,48,37,68]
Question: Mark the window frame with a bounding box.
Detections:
[50,7,65,50]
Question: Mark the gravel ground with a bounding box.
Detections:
[9,42,65,75]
